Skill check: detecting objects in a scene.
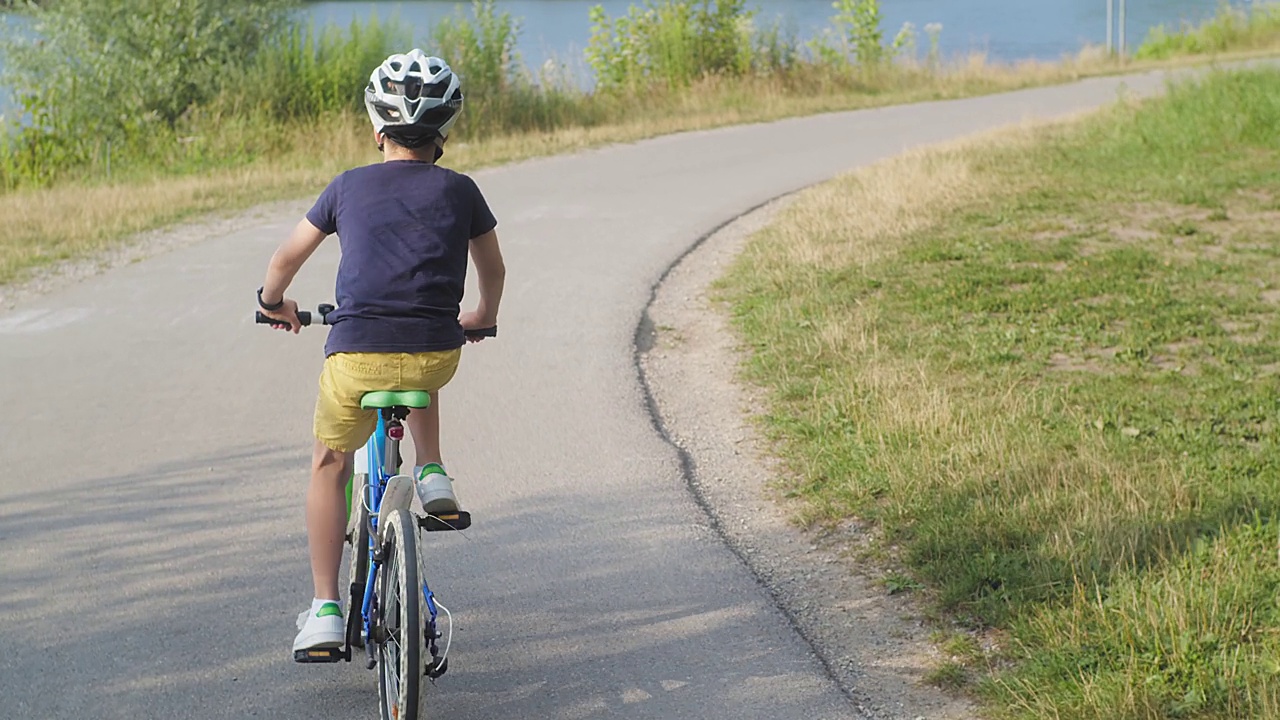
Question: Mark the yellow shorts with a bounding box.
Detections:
[314,350,462,452]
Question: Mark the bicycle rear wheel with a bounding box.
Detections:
[346,473,370,650]
[377,509,424,720]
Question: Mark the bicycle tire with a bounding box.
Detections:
[346,473,370,650]
[377,509,424,720]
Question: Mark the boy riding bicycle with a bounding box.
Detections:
[255,50,506,655]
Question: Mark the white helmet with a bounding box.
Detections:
[364,49,463,144]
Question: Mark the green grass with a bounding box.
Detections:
[722,67,1280,718]
[1137,1,1280,60]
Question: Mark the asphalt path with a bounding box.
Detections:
[0,67,1208,719]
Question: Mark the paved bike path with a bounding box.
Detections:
[0,68,1196,719]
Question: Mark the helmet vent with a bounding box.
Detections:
[389,60,402,71]
[373,104,402,123]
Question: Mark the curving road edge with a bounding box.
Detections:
[638,196,975,718]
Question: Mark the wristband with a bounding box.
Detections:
[257,287,285,312]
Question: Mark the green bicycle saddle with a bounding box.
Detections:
[359,390,432,409]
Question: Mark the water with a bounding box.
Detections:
[304,0,1232,70]
[0,1,1246,117]
[0,12,30,120]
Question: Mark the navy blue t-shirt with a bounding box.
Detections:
[305,161,497,356]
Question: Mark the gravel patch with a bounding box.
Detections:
[637,198,976,720]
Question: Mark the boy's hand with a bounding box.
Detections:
[260,298,303,334]
[459,310,496,343]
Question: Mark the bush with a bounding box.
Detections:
[808,0,891,68]
[1,0,292,184]
[430,0,563,139]
[237,15,410,120]
[432,0,522,103]
[586,0,765,90]
[1136,1,1280,60]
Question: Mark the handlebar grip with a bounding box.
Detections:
[464,326,497,339]
[256,311,312,327]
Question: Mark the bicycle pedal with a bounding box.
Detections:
[293,646,347,664]
[418,510,471,532]
[427,657,448,679]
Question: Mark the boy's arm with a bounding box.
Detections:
[258,219,328,333]
[461,229,505,335]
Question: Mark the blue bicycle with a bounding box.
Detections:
[258,304,490,720]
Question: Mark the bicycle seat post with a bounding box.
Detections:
[381,407,410,477]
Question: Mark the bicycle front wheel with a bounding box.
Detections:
[377,509,424,720]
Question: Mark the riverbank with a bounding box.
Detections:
[721,64,1280,717]
[3,2,1280,290]
[0,46,1267,294]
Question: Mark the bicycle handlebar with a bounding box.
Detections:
[256,310,319,327]
[463,325,497,339]
[256,305,497,339]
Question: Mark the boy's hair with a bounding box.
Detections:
[383,125,439,150]
[379,129,444,161]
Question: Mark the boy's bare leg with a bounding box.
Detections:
[308,441,353,600]
[407,392,461,513]
[407,391,443,468]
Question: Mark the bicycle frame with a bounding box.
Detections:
[354,409,446,671]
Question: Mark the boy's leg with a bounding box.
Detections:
[296,353,384,653]
[308,440,353,601]
[403,353,461,514]
[295,437,355,653]
[407,391,442,467]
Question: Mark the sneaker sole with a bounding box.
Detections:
[421,496,460,515]
[293,632,345,652]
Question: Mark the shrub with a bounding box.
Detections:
[1,0,291,183]
[807,0,891,68]
[240,15,410,120]
[586,0,762,90]
[432,0,522,102]
[1136,1,1280,60]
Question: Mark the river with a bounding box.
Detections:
[0,1,1247,118]
[305,0,1230,67]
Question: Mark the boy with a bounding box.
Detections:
[255,50,506,654]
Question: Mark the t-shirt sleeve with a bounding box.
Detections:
[465,175,498,239]
[305,175,341,235]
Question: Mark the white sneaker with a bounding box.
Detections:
[293,601,344,651]
[416,464,460,515]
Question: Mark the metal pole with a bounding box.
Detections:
[1119,0,1127,57]
[1106,0,1114,54]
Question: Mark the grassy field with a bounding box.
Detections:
[6,0,1280,289]
[722,67,1280,718]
